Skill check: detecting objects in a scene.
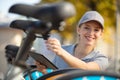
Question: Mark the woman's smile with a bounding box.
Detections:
[85,36,95,41]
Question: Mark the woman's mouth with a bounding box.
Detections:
[86,36,94,41]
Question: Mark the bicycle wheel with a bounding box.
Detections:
[37,68,83,80]
[55,70,120,80]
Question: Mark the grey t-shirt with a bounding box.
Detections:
[52,44,109,70]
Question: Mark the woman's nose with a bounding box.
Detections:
[88,29,94,35]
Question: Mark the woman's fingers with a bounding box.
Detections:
[46,38,61,45]
[45,38,64,56]
[35,61,47,74]
[46,38,61,50]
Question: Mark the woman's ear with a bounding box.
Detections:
[99,30,103,38]
[100,32,103,36]
[100,29,104,36]
[77,26,81,35]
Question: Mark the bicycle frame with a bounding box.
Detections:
[4,28,43,80]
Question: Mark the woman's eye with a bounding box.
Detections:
[94,29,99,32]
[84,27,89,29]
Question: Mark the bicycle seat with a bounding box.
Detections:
[10,20,47,33]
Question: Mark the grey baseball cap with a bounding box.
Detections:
[78,11,104,29]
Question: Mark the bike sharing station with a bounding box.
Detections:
[2,1,120,80]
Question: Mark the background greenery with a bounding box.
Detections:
[37,0,116,45]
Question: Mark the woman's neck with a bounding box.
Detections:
[74,43,94,59]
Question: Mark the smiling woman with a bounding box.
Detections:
[35,11,109,74]
[77,21,103,46]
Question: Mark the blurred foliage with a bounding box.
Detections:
[117,0,120,13]
[38,0,116,44]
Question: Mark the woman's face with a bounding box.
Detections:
[77,21,103,46]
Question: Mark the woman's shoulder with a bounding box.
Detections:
[93,50,107,58]
[92,50,109,70]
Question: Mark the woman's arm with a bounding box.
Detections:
[45,38,100,70]
[59,49,100,70]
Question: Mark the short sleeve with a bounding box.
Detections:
[81,50,109,70]
[93,54,109,70]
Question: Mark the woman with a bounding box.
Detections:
[36,11,109,74]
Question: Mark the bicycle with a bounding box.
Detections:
[4,1,76,80]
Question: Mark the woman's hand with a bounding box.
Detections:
[35,61,47,74]
[45,38,63,56]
